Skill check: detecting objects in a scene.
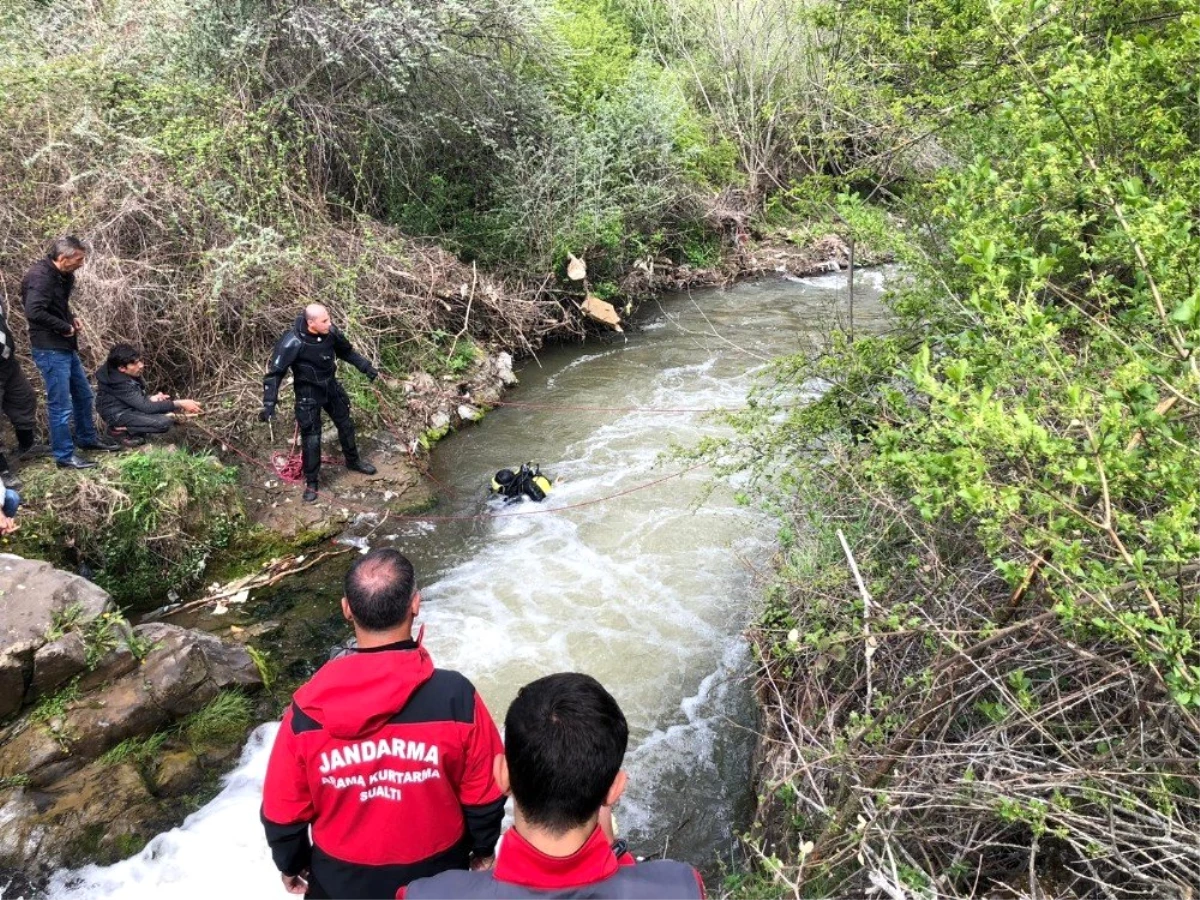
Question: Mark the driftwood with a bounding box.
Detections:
[150,548,352,619]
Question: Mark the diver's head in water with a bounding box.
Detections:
[341,548,420,646]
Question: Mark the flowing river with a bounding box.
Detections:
[43,270,889,899]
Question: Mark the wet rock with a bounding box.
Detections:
[29,633,87,700]
[493,351,517,385]
[152,749,204,797]
[0,654,24,719]
[0,760,159,873]
[76,643,136,693]
[0,554,111,659]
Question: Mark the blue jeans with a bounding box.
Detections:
[3,489,18,517]
[32,349,100,462]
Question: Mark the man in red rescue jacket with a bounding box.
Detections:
[400,672,706,900]
[261,548,506,898]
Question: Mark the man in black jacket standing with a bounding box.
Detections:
[261,303,379,502]
[20,236,118,469]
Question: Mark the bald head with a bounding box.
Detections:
[304,303,332,335]
[343,549,417,631]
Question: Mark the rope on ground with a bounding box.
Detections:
[186,417,709,523]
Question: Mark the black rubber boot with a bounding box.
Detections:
[345,457,377,476]
[342,438,377,475]
[303,483,319,503]
[301,434,323,485]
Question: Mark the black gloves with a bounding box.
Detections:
[258,406,275,422]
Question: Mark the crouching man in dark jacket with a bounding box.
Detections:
[96,344,202,446]
[400,673,706,900]
[260,304,379,503]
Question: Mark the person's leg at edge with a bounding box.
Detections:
[3,361,48,456]
[32,349,75,463]
[110,411,172,439]
[296,396,323,502]
[328,383,374,475]
[67,352,101,445]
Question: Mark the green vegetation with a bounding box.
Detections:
[4,0,1198,893]
[712,0,1200,895]
[100,732,170,769]
[12,449,243,608]
[182,691,253,752]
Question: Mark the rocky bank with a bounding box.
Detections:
[0,555,263,881]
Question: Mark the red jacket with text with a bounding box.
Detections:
[398,826,706,899]
[261,639,506,899]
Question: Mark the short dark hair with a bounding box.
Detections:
[107,343,142,370]
[504,673,629,834]
[48,235,86,261]
[343,548,417,631]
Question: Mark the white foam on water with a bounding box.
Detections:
[44,725,280,900]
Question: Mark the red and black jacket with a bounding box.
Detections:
[399,826,706,899]
[261,639,506,899]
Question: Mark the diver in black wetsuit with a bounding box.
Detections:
[260,303,380,503]
[491,463,552,502]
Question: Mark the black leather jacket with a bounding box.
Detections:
[21,257,78,352]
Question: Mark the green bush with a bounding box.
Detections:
[13,449,242,609]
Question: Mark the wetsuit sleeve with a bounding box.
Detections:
[261,706,314,876]
[458,691,506,856]
[333,329,378,380]
[262,332,300,410]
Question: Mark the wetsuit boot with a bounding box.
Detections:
[341,439,376,476]
[301,433,322,503]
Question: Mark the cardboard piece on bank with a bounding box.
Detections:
[582,293,623,332]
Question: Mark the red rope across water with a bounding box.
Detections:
[487,399,748,414]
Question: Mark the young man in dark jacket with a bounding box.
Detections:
[20,235,119,469]
[95,344,202,446]
[260,303,379,503]
[401,673,706,900]
[262,549,507,899]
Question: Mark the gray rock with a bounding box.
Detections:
[76,644,136,693]
[494,351,517,385]
[0,555,112,661]
[0,653,25,719]
[29,632,88,699]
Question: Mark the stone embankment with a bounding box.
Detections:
[0,555,263,877]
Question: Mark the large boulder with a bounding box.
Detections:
[0,555,111,658]
[0,554,112,719]
[0,560,264,878]
[0,623,263,787]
